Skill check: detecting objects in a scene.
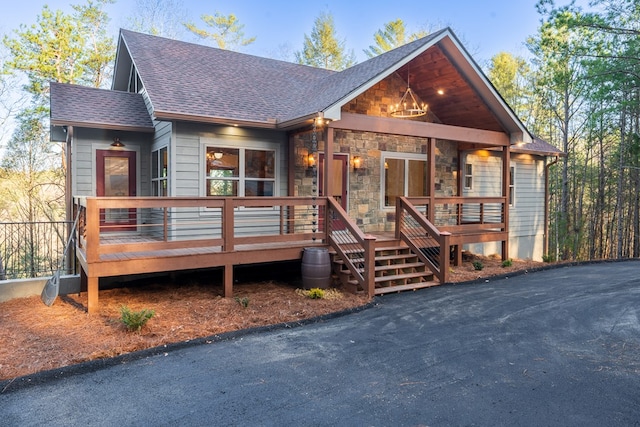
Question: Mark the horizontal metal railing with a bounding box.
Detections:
[75,196,329,263]
[396,197,450,283]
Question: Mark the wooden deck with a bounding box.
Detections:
[75,196,509,313]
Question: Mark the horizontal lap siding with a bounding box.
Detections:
[463,152,546,261]
[168,122,288,239]
[73,128,151,197]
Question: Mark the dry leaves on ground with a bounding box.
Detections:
[0,255,545,382]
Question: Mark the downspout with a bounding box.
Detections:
[544,155,560,256]
[65,126,74,222]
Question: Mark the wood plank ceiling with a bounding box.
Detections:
[395,44,505,133]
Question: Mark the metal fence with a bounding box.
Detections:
[0,221,76,280]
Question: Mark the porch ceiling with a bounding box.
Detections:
[395,45,505,133]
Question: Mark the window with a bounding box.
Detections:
[383,154,428,207]
[509,165,515,206]
[205,146,276,197]
[151,147,168,196]
[464,163,473,190]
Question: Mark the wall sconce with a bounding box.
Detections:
[306,152,316,169]
[352,156,362,170]
[111,137,124,147]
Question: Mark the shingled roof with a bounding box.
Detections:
[116,29,446,126]
[50,82,154,132]
[511,137,565,157]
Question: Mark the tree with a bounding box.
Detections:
[527,6,592,260]
[295,12,356,71]
[2,0,115,103]
[487,52,532,123]
[363,19,428,58]
[127,0,188,39]
[184,11,256,50]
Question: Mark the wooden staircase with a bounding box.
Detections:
[331,240,440,295]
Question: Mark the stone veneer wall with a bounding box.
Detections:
[291,73,458,233]
[292,129,458,233]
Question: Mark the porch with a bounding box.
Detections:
[75,194,507,313]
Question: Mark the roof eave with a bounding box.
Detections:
[50,119,155,133]
[153,111,278,129]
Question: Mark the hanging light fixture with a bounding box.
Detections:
[390,65,427,118]
[111,137,124,147]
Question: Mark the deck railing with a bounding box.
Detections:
[326,198,376,296]
[0,220,75,279]
[75,196,329,263]
[405,196,506,232]
[396,197,451,283]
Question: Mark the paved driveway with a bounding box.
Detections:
[2,261,640,426]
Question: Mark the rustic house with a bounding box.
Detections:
[50,28,562,313]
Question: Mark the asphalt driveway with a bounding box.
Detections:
[2,261,640,426]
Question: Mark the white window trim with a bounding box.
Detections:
[151,145,169,197]
[381,151,428,210]
[200,138,279,198]
[464,162,473,191]
[509,164,516,207]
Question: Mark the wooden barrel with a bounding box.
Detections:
[301,248,331,289]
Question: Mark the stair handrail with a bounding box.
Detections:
[326,198,376,297]
[396,197,450,283]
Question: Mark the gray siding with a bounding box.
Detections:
[462,151,546,261]
[174,122,288,197]
[72,128,152,198]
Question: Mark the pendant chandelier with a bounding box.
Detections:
[390,66,427,118]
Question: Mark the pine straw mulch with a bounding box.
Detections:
[0,255,546,382]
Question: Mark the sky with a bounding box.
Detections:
[2,0,595,66]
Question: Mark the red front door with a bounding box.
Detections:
[96,149,137,231]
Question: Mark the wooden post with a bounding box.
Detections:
[223,263,233,297]
[395,198,404,239]
[222,198,235,252]
[440,232,451,283]
[428,138,436,223]
[85,198,99,263]
[363,235,376,297]
[87,274,99,314]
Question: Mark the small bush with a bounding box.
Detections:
[307,288,325,299]
[120,305,155,332]
[234,296,250,308]
[542,254,554,263]
[472,261,484,271]
[501,259,513,268]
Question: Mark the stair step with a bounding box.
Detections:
[375,281,441,295]
[339,262,426,274]
[337,253,419,265]
[348,271,432,286]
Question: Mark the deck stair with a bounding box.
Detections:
[331,240,439,295]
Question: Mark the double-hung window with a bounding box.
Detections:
[205,146,276,197]
[509,165,515,206]
[464,163,473,190]
[151,147,168,196]
[383,154,428,207]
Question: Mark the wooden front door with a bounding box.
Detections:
[319,154,348,231]
[319,153,348,209]
[96,149,137,231]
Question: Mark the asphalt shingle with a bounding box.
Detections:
[50,82,154,131]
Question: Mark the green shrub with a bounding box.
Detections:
[234,296,250,308]
[307,288,325,299]
[120,305,155,332]
[501,259,513,268]
[472,261,484,271]
[542,254,554,263]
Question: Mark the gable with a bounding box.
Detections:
[111,28,531,143]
